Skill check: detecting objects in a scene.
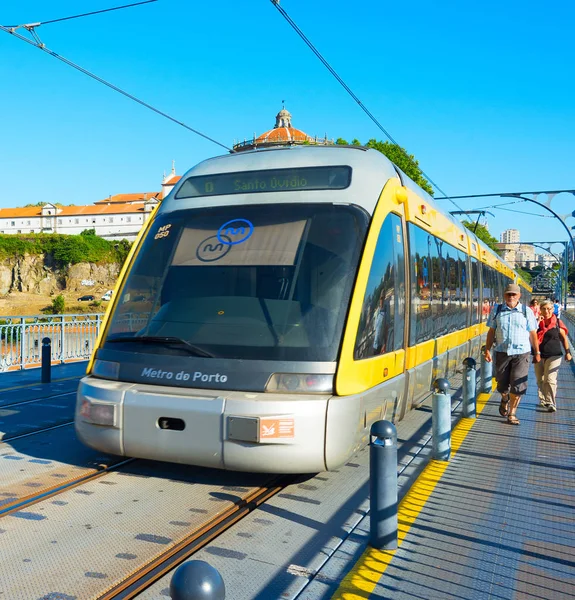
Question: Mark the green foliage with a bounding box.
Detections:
[351,138,362,146]
[0,232,132,267]
[365,139,433,195]
[51,295,65,314]
[461,221,501,255]
[515,267,532,284]
[335,137,348,145]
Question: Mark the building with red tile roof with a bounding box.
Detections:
[0,165,180,241]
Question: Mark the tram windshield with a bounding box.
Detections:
[104,204,368,362]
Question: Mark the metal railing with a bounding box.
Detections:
[0,313,105,372]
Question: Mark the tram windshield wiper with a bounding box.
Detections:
[106,335,214,358]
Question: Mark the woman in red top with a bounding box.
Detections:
[534,301,572,412]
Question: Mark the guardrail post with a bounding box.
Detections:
[480,345,493,393]
[20,317,26,370]
[41,337,51,384]
[462,357,477,419]
[170,560,225,599]
[369,420,398,550]
[432,378,451,461]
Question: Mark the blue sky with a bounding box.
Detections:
[1,0,573,257]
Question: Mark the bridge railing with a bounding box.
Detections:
[0,313,105,372]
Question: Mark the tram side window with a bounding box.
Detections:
[458,250,470,329]
[471,258,480,325]
[444,245,460,333]
[431,237,446,336]
[481,264,495,321]
[354,213,405,360]
[408,224,433,345]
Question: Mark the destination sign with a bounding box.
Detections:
[175,166,351,199]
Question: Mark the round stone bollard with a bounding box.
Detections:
[480,345,493,393]
[170,560,225,600]
[462,357,477,419]
[432,378,451,461]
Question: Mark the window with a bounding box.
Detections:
[105,203,368,363]
[108,217,114,223]
[126,216,132,223]
[471,258,480,325]
[10,221,15,227]
[355,213,405,359]
[57,219,63,225]
[408,224,434,344]
[92,219,97,224]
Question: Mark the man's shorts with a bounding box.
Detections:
[495,352,530,396]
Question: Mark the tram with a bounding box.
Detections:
[75,145,529,473]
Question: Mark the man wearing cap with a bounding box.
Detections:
[484,283,540,425]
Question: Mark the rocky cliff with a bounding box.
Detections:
[0,254,121,296]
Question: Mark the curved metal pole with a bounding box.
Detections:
[503,194,575,259]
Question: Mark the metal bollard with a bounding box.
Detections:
[170,560,225,600]
[432,378,451,461]
[369,420,398,550]
[41,337,51,384]
[480,345,492,394]
[462,357,477,419]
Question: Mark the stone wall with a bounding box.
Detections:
[0,254,121,296]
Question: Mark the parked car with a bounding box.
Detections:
[77,295,95,302]
[101,290,113,301]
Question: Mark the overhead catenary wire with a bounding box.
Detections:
[0,12,232,152]
[268,0,465,211]
[5,0,158,29]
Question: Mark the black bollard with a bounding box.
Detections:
[462,357,477,419]
[170,560,225,600]
[41,337,51,384]
[369,420,398,550]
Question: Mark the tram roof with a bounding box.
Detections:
[160,145,400,215]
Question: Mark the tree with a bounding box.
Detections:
[51,295,65,314]
[514,267,532,284]
[365,139,433,195]
[461,220,501,254]
[334,137,433,194]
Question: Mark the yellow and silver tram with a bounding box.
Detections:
[75,146,530,473]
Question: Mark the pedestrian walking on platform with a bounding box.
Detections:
[534,300,571,412]
[484,283,540,425]
[529,298,541,321]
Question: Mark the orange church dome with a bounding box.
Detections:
[233,107,332,152]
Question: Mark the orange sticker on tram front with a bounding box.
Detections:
[259,418,295,439]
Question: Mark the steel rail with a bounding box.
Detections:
[0,389,76,410]
[0,457,136,517]
[0,419,75,443]
[97,476,291,599]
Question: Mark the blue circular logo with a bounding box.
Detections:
[196,234,232,262]
[217,219,254,246]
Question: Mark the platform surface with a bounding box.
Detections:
[325,358,575,600]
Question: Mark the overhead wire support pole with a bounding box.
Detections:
[268,0,463,210]
[436,190,575,261]
[0,22,232,153]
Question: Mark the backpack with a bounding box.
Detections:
[493,302,528,323]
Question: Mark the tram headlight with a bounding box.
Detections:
[265,373,333,394]
[79,398,118,427]
[92,359,120,380]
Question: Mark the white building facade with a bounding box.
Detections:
[0,170,181,241]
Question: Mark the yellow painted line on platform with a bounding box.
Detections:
[331,383,494,600]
